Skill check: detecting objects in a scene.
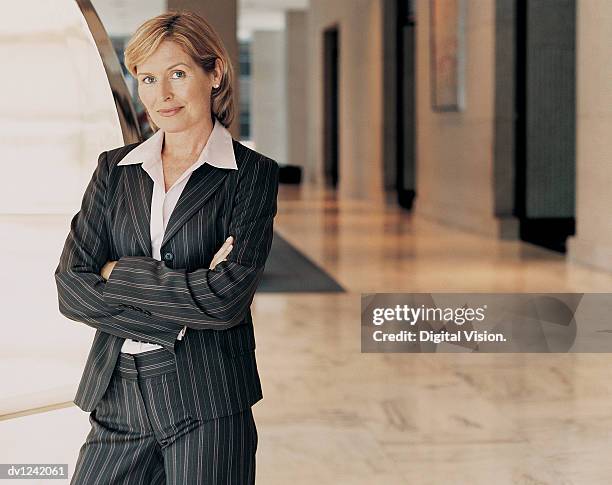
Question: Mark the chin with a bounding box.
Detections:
[155,119,190,133]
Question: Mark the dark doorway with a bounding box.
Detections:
[323,26,339,188]
[396,0,417,209]
[514,0,576,253]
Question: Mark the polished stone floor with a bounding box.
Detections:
[254,185,612,484]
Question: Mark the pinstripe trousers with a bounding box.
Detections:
[70,347,258,484]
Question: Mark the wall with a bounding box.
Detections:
[251,30,288,163]
[307,0,384,201]
[286,10,308,168]
[567,0,612,271]
[414,0,505,236]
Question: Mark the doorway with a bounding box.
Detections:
[323,26,339,188]
[396,0,416,209]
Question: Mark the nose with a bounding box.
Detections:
[158,77,173,101]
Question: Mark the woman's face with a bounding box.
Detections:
[136,40,221,132]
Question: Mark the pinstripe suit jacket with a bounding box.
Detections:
[54,137,279,421]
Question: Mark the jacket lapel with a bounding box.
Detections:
[121,153,232,255]
[123,164,153,256]
[161,162,230,248]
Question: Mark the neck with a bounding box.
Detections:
[161,116,215,162]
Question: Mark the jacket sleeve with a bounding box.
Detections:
[54,150,185,349]
[101,155,280,331]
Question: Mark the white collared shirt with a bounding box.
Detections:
[115,117,238,354]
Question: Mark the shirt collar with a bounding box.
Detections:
[117,117,237,170]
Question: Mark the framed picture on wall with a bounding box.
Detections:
[429,0,465,111]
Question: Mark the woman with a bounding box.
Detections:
[54,10,279,484]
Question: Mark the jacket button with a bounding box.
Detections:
[163,252,174,262]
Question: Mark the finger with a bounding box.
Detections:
[211,240,233,269]
[216,240,231,254]
[215,245,226,256]
[214,248,229,262]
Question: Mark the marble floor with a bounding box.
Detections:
[255,185,612,484]
[2,184,612,484]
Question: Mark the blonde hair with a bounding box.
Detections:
[124,10,235,130]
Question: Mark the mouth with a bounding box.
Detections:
[157,106,183,117]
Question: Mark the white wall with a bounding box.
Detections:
[0,0,124,416]
[567,0,612,271]
[251,30,288,163]
[286,10,308,168]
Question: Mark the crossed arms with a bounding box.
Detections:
[54,149,279,352]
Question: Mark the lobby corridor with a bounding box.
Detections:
[2,0,612,483]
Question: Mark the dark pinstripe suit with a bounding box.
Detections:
[70,347,258,484]
[54,138,278,481]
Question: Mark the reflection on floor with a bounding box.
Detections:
[3,184,612,484]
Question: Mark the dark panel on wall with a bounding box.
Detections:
[382,0,398,190]
[493,0,516,219]
[514,0,576,252]
[525,0,576,219]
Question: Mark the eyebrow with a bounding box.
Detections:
[137,62,190,76]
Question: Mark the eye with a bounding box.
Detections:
[141,75,154,84]
[172,70,186,79]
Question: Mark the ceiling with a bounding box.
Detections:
[240,0,308,8]
[92,0,309,39]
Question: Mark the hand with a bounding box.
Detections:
[209,236,234,270]
[101,260,118,280]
